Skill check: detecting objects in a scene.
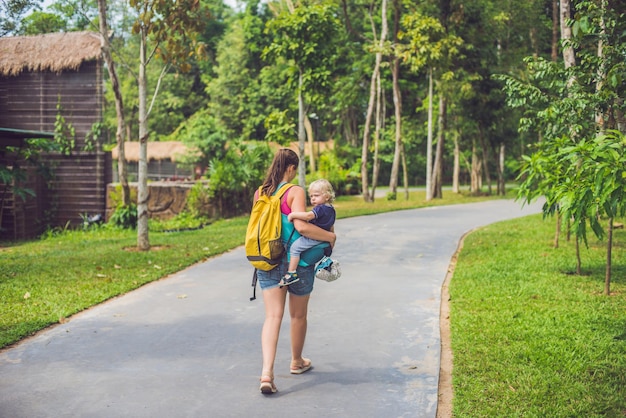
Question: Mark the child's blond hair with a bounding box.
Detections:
[308,179,335,203]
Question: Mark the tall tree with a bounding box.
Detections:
[387,0,402,198]
[397,9,461,200]
[130,0,207,250]
[264,0,339,187]
[360,0,388,202]
[97,0,130,206]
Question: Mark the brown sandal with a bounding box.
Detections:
[259,375,277,394]
[290,358,312,375]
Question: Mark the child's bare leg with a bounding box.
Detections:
[280,255,301,287]
[288,255,300,273]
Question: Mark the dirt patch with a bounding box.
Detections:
[437,230,473,418]
[123,245,169,252]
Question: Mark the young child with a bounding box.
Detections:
[279,179,336,287]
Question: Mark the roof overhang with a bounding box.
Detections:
[0,128,54,148]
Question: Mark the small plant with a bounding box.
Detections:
[185,181,211,219]
[149,211,208,232]
[54,97,76,155]
[84,122,104,152]
[109,203,137,229]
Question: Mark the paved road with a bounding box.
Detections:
[0,199,543,418]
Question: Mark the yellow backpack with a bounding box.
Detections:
[245,183,293,271]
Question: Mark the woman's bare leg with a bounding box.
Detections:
[289,293,310,368]
[261,287,288,378]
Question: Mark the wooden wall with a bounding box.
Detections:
[0,61,111,239]
[0,61,103,148]
[46,152,112,228]
[0,152,112,240]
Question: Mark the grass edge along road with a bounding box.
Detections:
[450,214,626,417]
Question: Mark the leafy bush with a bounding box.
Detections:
[315,150,361,196]
[149,211,208,232]
[207,142,273,217]
[109,203,137,229]
[185,181,211,219]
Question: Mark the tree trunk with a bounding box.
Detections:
[388,0,402,197]
[431,95,446,199]
[342,108,359,147]
[605,217,613,295]
[497,142,505,195]
[470,137,482,194]
[360,0,387,203]
[137,26,150,251]
[371,65,383,200]
[478,126,492,195]
[388,55,402,196]
[298,70,306,188]
[595,0,606,131]
[616,100,626,132]
[425,67,434,201]
[575,236,581,275]
[551,0,559,62]
[554,213,561,248]
[452,129,460,193]
[401,142,409,200]
[304,113,315,173]
[561,0,576,71]
[97,0,130,206]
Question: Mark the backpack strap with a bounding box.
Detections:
[250,269,258,301]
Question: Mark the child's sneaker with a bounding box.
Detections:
[279,272,299,287]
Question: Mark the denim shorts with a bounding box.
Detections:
[257,259,315,296]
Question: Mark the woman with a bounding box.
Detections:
[254,148,336,394]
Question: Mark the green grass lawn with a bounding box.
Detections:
[450,215,626,417]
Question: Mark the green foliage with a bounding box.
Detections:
[129,0,209,72]
[264,109,295,145]
[54,98,76,156]
[185,181,211,219]
[149,211,207,232]
[315,149,361,196]
[0,137,56,216]
[84,122,104,153]
[508,3,626,249]
[168,108,228,167]
[109,203,138,229]
[263,1,340,99]
[19,10,67,34]
[398,12,463,73]
[207,142,273,216]
[554,131,626,245]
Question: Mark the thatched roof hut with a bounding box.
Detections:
[0,31,101,77]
